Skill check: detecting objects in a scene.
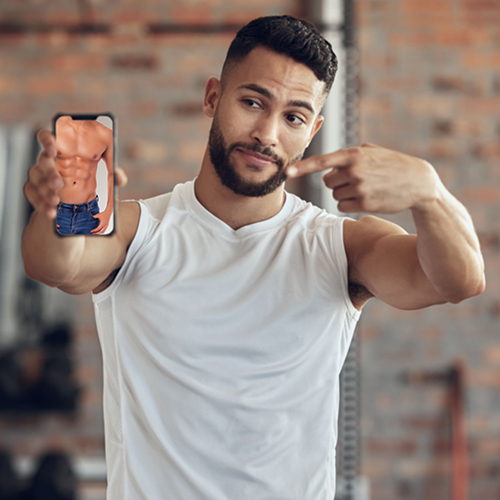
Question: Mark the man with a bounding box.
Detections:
[22,15,484,500]
[54,115,114,235]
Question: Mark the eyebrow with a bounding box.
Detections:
[237,83,316,115]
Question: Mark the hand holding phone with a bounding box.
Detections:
[24,129,63,220]
[52,113,116,236]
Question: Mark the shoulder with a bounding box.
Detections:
[285,192,339,229]
[93,120,112,136]
[139,191,174,222]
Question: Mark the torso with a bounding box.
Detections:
[55,116,110,204]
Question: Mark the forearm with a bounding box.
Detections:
[103,172,114,214]
[22,212,86,287]
[412,182,485,303]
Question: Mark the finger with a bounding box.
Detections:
[27,167,62,214]
[23,182,58,219]
[36,129,56,158]
[322,168,354,190]
[29,166,61,200]
[286,148,355,178]
[337,198,362,213]
[332,184,360,202]
[33,156,64,190]
[115,166,128,187]
[91,223,106,234]
[91,223,103,234]
[25,171,60,211]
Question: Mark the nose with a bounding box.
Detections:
[251,113,279,148]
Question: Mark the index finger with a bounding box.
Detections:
[36,129,56,158]
[286,148,353,179]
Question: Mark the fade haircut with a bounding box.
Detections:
[221,15,338,98]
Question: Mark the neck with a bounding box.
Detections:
[194,147,286,230]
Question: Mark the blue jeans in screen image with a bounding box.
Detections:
[56,196,100,235]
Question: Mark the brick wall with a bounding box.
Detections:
[357,1,500,498]
[1,1,499,499]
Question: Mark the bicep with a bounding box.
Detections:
[345,217,447,310]
[104,141,114,175]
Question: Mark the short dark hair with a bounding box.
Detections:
[221,15,338,97]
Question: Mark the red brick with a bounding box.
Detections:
[368,438,419,455]
[429,138,462,159]
[111,53,159,70]
[389,32,431,48]
[402,0,450,13]
[396,458,450,478]
[0,76,17,93]
[0,33,25,47]
[0,100,36,120]
[461,185,500,205]
[169,7,215,25]
[400,415,445,431]
[471,143,500,159]
[129,100,159,117]
[47,53,108,72]
[468,370,500,388]
[125,140,168,162]
[178,140,207,164]
[405,96,455,116]
[377,77,420,91]
[462,52,500,69]
[477,232,500,249]
[432,75,482,94]
[142,166,193,186]
[24,77,77,97]
[109,10,157,24]
[434,29,482,46]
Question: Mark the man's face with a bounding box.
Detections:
[205,46,325,197]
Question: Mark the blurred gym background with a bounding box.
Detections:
[0,0,499,499]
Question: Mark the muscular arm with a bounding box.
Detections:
[288,144,485,310]
[22,129,139,295]
[23,200,139,294]
[344,207,483,310]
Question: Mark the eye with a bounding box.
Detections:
[242,99,261,109]
[286,114,305,126]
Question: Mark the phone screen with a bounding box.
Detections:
[52,113,116,236]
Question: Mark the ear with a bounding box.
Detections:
[306,115,324,147]
[203,77,222,118]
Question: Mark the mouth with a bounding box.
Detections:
[235,147,277,167]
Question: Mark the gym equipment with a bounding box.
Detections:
[23,451,77,500]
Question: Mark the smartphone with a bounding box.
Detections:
[52,113,116,236]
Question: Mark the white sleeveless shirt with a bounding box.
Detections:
[92,180,361,500]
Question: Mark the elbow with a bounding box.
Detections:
[446,274,486,304]
[23,264,67,288]
[22,256,78,289]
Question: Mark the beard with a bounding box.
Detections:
[208,115,304,198]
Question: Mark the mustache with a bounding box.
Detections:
[228,142,285,169]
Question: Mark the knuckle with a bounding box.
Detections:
[357,199,368,212]
[317,156,328,170]
[27,166,36,181]
[359,197,374,213]
[348,146,363,159]
[355,180,366,195]
[349,165,363,181]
